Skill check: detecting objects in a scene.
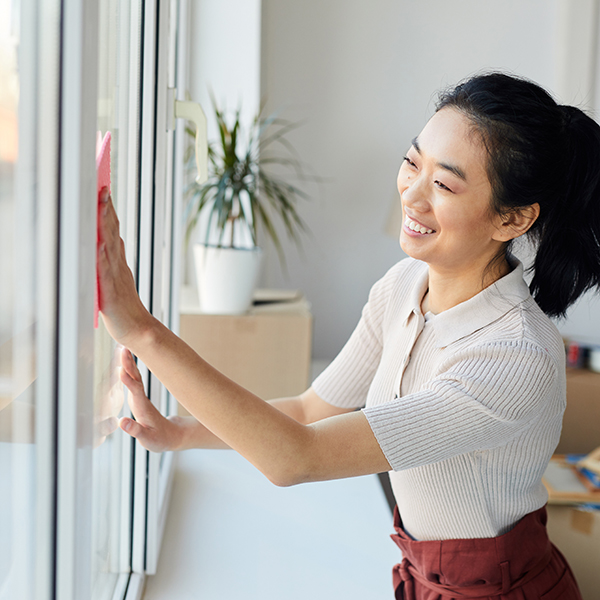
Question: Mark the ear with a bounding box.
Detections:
[492,203,540,242]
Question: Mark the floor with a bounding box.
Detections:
[142,448,400,600]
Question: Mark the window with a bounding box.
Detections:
[0,1,194,597]
[0,1,60,598]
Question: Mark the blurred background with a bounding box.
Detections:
[187,0,600,364]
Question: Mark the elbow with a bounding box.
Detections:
[265,438,315,488]
[266,463,308,488]
[263,421,317,487]
[268,475,297,488]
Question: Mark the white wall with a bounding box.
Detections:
[186,0,262,274]
[260,0,600,360]
[188,0,261,142]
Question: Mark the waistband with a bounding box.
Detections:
[391,505,553,599]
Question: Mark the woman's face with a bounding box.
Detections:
[398,107,506,276]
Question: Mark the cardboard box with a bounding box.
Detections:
[547,505,600,600]
[545,370,600,599]
[178,288,312,415]
[556,370,600,454]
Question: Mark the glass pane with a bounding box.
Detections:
[92,0,141,596]
[0,0,37,597]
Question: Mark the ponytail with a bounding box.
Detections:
[437,73,600,318]
[529,106,600,317]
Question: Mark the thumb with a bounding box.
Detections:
[119,416,169,453]
[120,416,150,443]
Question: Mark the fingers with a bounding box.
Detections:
[119,416,143,437]
[119,363,145,398]
[120,347,142,383]
[97,191,126,284]
[97,190,122,305]
[119,416,152,447]
[97,189,150,346]
[98,187,119,247]
[119,363,164,426]
[119,416,169,453]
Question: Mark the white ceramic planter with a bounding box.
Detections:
[193,244,263,314]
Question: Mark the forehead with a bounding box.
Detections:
[416,108,488,182]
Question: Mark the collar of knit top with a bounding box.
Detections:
[401,255,531,348]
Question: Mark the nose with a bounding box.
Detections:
[398,170,430,213]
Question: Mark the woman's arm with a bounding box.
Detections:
[118,347,352,452]
[99,189,390,485]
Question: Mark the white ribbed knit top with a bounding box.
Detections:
[312,257,566,541]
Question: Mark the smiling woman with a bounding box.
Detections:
[398,106,540,315]
[98,73,600,599]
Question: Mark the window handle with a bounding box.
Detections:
[168,88,208,184]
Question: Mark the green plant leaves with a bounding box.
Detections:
[184,98,314,268]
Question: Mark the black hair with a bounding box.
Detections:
[436,72,600,318]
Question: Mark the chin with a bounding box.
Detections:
[399,234,424,260]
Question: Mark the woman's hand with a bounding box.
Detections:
[97,187,153,347]
[118,347,186,452]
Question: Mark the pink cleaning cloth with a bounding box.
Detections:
[96,131,111,328]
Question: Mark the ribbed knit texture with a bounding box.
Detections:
[312,257,566,541]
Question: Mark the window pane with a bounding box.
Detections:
[92,0,141,597]
[0,1,40,598]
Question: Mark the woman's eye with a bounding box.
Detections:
[403,156,417,168]
[435,180,452,192]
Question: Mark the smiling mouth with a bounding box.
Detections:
[404,216,436,235]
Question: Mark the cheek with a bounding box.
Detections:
[440,208,495,240]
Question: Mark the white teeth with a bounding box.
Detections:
[405,217,434,234]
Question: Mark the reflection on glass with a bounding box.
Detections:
[91,0,140,597]
[0,0,36,598]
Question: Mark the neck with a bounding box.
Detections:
[423,258,511,315]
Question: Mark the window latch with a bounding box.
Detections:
[167,87,208,184]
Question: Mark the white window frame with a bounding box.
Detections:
[54,0,191,598]
[9,1,196,597]
[134,0,192,577]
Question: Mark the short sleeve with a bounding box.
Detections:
[363,341,560,471]
[312,260,409,409]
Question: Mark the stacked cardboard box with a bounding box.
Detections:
[546,369,600,600]
[178,287,313,414]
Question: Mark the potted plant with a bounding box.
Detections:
[185,100,311,314]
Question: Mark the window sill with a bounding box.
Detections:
[142,448,399,599]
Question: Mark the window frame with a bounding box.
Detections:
[52,0,188,597]
[55,0,99,597]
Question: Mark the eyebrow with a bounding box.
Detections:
[411,137,468,182]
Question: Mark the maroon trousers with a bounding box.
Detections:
[391,505,582,600]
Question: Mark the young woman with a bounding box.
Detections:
[98,73,600,599]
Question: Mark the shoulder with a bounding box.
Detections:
[495,297,566,373]
[447,281,565,374]
[435,337,563,419]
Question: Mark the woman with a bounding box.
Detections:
[99,73,600,599]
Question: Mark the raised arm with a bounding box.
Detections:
[118,347,353,452]
[99,189,390,485]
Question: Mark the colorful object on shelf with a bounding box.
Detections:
[577,446,600,478]
[96,131,111,329]
[590,346,600,373]
[543,454,600,504]
[566,340,586,368]
[564,453,600,489]
[564,337,600,371]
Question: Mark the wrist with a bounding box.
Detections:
[166,414,192,451]
[124,311,163,355]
